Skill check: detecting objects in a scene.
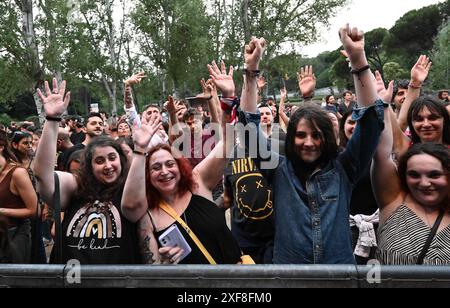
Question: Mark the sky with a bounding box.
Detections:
[301,0,446,57]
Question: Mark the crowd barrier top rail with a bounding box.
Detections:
[1,264,450,288]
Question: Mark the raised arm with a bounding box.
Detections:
[124,72,147,127]
[121,114,162,223]
[278,87,290,131]
[397,55,432,131]
[32,79,77,210]
[240,38,266,113]
[196,78,220,124]
[339,24,377,107]
[371,104,403,219]
[196,61,235,193]
[298,65,316,103]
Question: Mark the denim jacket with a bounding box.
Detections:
[241,100,385,264]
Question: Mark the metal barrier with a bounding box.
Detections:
[1,264,450,288]
[0,265,450,289]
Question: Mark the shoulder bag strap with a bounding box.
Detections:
[53,172,63,264]
[417,209,445,265]
[159,201,217,265]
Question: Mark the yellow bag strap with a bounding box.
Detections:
[159,201,217,265]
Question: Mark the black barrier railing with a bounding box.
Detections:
[1,265,450,288]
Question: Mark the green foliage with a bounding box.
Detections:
[430,19,450,89]
[384,3,445,68]
[0,112,13,126]
[330,56,353,91]
[364,28,389,76]
[132,0,214,98]
[383,62,409,82]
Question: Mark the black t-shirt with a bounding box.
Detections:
[350,165,378,216]
[70,131,85,145]
[57,190,140,264]
[224,151,274,249]
[154,195,241,264]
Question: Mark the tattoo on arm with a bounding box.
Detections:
[140,234,155,264]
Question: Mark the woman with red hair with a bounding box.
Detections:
[122,109,241,264]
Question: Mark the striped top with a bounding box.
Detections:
[376,204,450,265]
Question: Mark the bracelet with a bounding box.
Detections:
[133,150,147,156]
[408,82,422,89]
[302,95,314,100]
[45,116,62,122]
[243,69,261,78]
[350,65,370,75]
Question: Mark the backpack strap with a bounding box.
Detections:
[53,173,63,264]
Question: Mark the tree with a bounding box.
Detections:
[430,19,450,89]
[0,0,45,122]
[131,0,214,99]
[238,0,349,61]
[364,28,388,79]
[383,62,408,82]
[330,56,353,91]
[384,3,446,69]
[76,0,129,115]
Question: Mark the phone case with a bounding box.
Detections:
[158,224,192,261]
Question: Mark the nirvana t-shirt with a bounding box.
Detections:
[224,152,274,248]
[58,191,140,264]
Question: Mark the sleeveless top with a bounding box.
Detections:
[152,195,241,264]
[0,167,26,227]
[376,204,450,265]
[57,190,140,264]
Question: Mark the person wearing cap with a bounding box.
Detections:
[68,116,85,145]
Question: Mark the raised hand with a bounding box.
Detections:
[124,72,147,86]
[257,76,267,90]
[279,88,287,113]
[196,78,213,100]
[132,113,161,150]
[207,60,235,97]
[339,24,367,68]
[411,55,432,86]
[244,37,266,71]
[374,71,394,103]
[165,96,177,116]
[297,66,316,97]
[36,78,70,117]
[280,87,287,101]
[206,79,218,97]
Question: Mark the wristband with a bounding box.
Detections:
[45,116,62,122]
[133,150,147,156]
[350,65,371,75]
[243,69,261,78]
[408,82,422,89]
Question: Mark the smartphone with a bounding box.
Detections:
[158,224,192,262]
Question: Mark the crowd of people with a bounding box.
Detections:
[1,24,449,266]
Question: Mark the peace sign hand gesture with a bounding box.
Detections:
[37,78,71,118]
